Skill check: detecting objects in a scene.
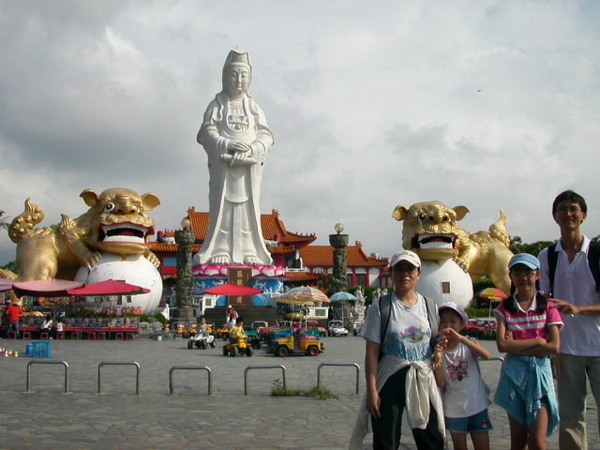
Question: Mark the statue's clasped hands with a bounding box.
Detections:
[222,141,256,166]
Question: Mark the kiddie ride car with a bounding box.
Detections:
[244,325,263,349]
[222,336,254,357]
[187,330,217,349]
[259,320,295,346]
[328,320,349,337]
[215,323,230,340]
[267,329,324,357]
[465,318,497,339]
[306,320,328,337]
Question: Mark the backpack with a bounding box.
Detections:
[547,240,600,294]
[378,294,438,361]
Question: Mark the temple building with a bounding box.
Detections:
[149,208,390,288]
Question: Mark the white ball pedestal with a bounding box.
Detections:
[416,259,473,309]
[74,253,163,314]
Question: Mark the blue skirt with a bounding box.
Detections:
[494,353,558,436]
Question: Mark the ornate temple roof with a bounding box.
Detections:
[299,241,388,268]
[165,208,317,247]
[149,243,202,253]
[284,271,321,283]
[150,210,387,283]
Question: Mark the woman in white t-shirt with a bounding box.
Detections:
[350,250,445,450]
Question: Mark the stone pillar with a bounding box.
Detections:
[329,225,349,293]
[175,222,195,325]
[329,224,352,330]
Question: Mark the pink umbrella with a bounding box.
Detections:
[0,278,13,292]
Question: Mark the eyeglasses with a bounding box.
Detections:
[511,270,536,278]
[393,266,418,275]
[556,206,582,214]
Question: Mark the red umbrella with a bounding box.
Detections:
[12,279,84,297]
[67,279,150,296]
[204,283,262,296]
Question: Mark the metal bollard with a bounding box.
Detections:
[26,360,70,394]
[244,364,286,395]
[317,362,361,395]
[98,361,141,395]
[169,365,212,395]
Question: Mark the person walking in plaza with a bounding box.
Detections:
[350,249,444,450]
[6,300,24,338]
[494,253,562,450]
[226,305,237,331]
[539,189,600,449]
[432,302,492,450]
[226,304,238,328]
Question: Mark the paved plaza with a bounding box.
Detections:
[0,335,599,449]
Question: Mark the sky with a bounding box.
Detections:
[1,1,599,266]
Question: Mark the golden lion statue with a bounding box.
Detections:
[0,188,160,281]
[392,201,513,293]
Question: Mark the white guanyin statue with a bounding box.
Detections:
[194,50,274,266]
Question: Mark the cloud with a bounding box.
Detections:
[1,0,600,268]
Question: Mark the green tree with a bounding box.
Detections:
[510,236,556,257]
[0,210,10,231]
[509,235,523,253]
[0,260,18,273]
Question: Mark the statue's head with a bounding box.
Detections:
[222,50,252,96]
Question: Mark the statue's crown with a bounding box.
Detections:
[224,50,251,69]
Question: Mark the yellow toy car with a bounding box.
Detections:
[222,336,253,357]
[269,330,323,357]
[215,323,230,340]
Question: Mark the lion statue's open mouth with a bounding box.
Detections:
[414,233,457,252]
[98,223,154,245]
[94,221,156,257]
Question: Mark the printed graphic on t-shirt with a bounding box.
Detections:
[446,357,469,382]
[403,325,426,343]
[384,325,431,361]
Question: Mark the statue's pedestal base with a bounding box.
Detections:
[192,264,286,308]
[174,306,195,325]
[417,259,473,309]
[74,253,163,315]
[192,264,285,278]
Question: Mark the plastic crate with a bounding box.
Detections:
[32,340,52,358]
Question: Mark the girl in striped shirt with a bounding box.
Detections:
[494,253,563,450]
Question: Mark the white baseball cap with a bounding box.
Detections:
[390,249,421,269]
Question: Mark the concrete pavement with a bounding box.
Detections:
[0,335,599,449]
